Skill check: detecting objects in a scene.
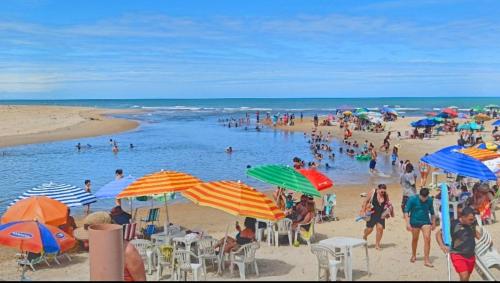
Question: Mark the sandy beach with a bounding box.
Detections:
[0,105,140,148]
[0,108,499,281]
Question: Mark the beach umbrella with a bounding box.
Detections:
[247,165,321,197]
[442,108,458,117]
[343,111,352,116]
[10,182,96,208]
[460,147,500,161]
[457,122,482,131]
[472,106,485,113]
[485,104,499,110]
[355,108,368,113]
[410,119,436,128]
[457,113,469,119]
[425,112,437,117]
[95,176,136,199]
[474,113,491,122]
[116,170,203,227]
[2,196,68,226]
[0,220,75,254]
[421,145,497,181]
[182,181,285,221]
[493,120,500,127]
[431,117,445,123]
[381,107,398,116]
[436,112,451,119]
[337,105,354,111]
[297,169,333,191]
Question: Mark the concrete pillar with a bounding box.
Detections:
[89,224,124,281]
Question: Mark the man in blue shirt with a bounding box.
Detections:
[404,187,436,268]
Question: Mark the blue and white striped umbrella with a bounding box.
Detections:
[10,182,97,208]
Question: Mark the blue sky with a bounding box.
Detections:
[1,0,500,99]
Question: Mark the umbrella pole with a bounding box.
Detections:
[164,193,170,233]
[218,223,230,275]
[447,252,451,281]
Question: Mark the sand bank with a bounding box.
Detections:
[0,105,140,148]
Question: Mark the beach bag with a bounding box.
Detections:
[362,191,376,222]
[381,201,395,219]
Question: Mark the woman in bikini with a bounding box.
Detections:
[419,154,430,188]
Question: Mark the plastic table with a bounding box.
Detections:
[319,237,370,281]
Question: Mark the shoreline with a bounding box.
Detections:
[0,105,142,148]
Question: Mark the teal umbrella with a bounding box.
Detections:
[431,117,445,123]
[247,165,321,197]
[458,122,483,131]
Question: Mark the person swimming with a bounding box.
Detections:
[130,143,134,149]
[226,146,233,153]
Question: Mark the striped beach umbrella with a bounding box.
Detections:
[116,170,203,226]
[183,181,285,221]
[247,165,321,197]
[10,182,96,208]
[460,147,500,161]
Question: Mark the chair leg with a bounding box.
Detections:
[288,232,292,246]
[237,263,246,280]
[254,260,259,276]
[275,233,279,247]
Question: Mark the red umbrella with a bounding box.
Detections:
[297,169,333,191]
[442,108,458,117]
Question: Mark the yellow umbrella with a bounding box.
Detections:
[117,170,202,226]
[343,111,352,116]
[474,113,491,122]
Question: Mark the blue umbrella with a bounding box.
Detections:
[381,107,398,115]
[10,182,96,208]
[95,176,136,199]
[421,145,497,181]
[410,119,437,128]
[493,120,500,127]
[436,112,451,119]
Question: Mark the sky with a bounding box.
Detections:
[1,0,500,99]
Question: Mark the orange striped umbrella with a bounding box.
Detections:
[116,170,202,199]
[182,181,285,221]
[460,147,500,161]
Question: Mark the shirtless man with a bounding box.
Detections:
[369,146,378,174]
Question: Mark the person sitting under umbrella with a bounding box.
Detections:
[110,205,132,225]
[59,208,77,237]
[214,217,256,254]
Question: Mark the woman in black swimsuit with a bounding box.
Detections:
[360,184,392,250]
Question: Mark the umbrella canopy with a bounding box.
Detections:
[95,176,136,199]
[442,108,458,117]
[381,107,398,116]
[2,196,68,226]
[425,112,437,117]
[474,113,491,122]
[493,120,500,127]
[0,221,75,253]
[431,117,445,123]
[355,107,369,113]
[472,106,485,113]
[457,122,483,131]
[411,119,437,128]
[10,182,96,208]
[458,113,469,119]
[343,111,352,116]
[421,146,497,181]
[182,181,285,221]
[116,170,202,199]
[298,169,333,191]
[485,104,499,109]
[247,165,321,197]
[460,147,500,161]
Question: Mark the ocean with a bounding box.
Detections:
[1,97,499,214]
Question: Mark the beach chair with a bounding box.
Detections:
[143,224,157,239]
[255,220,272,245]
[197,238,220,276]
[475,227,500,281]
[123,223,137,241]
[172,250,204,281]
[229,242,260,280]
[273,218,293,247]
[318,194,337,222]
[16,252,47,272]
[155,244,173,281]
[130,239,154,274]
[310,244,342,281]
[140,208,160,230]
[295,219,315,246]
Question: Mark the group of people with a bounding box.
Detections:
[74,139,135,154]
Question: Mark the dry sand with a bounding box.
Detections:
[0,105,140,148]
[0,111,499,280]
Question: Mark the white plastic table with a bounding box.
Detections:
[319,237,370,281]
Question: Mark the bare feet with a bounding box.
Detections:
[424,261,434,268]
[375,245,381,250]
[410,256,416,263]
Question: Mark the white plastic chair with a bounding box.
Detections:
[310,244,342,281]
[172,250,204,281]
[197,238,220,276]
[229,242,260,280]
[475,227,499,280]
[295,219,315,246]
[255,220,273,245]
[273,218,293,247]
[130,239,154,274]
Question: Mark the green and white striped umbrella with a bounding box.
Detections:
[246,164,321,197]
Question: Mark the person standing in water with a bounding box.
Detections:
[115,169,124,206]
[369,145,378,174]
[84,179,91,215]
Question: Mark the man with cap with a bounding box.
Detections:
[74,212,146,281]
[436,207,481,281]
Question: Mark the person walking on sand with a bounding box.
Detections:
[369,146,378,174]
[400,162,417,213]
[84,179,92,215]
[404,187,436,267]
[419,155,430,188]
[436,207,480,281]
[360,184,393,250]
